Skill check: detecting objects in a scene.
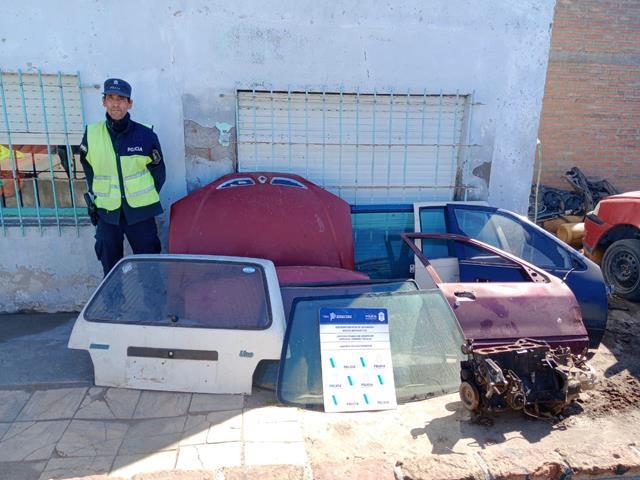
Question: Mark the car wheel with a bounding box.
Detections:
[602,239,640,301]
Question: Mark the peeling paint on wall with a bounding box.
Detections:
[215,122,233,147]
[184,120,236,191]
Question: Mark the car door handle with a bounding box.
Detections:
[454,290,476,300]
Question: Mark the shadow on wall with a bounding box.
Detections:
[458,161,490,201]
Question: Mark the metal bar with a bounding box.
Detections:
[77,72,87,127]
[450,89,460,200]
[402,89,410,202]
[17,69,29,131]
[239,140,468,148]
[463,90,475,201]
[252,88,258,171]
[435,90,443,186]
[28,150,42,233]
[270,89,275,170]
[354,87,360,205]
[419,88,428,199]
[386,89,394,201]
[38,69,62,234]
[0,189,4,236]
[326,183,458,189]
[350,203,413,214]
[31,176,43,233]
[0,69,24,234]
[304,88,309,177]
[420,89,427,144]
[57,72,79,233]
[1,207,81,216]
[77,72,90,202]
[287,86,292,171]
[321,89,326,187]
[234,87,240,172]
[370,90,377,204]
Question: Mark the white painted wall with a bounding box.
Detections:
[0,0,555,311]
[0,226,102,312]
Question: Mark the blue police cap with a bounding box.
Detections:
[102,78,132,98]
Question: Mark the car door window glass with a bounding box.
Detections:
[452,209,572,269]
[418,208,450,258]
[352,209,414,279]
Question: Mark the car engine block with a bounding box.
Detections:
[459,339,596,417]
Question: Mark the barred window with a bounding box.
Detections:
[0,70,87,231]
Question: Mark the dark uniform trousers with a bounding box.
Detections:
[95,217,161,276]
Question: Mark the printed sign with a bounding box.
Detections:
[319,307,397,412]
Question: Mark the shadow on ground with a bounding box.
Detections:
[0,313,93,389]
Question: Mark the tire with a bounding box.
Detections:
[459,381,480,411]
[602,239,640,301]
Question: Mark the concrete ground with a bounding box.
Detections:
[0,312,639,480]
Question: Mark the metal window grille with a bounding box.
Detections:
[0,70,87,235]
[236,89,474,204]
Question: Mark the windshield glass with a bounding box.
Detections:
[277,289,465,408]
[84,257,272,329]
[253,279,419,390]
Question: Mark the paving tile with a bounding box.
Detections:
[132,391,191,419]
[0,420,68,461]
[39,455,114,480]
[176,442,242,469]
[110,450,177,478]
[0,390,31,422]
[190,393,244,413]
[244,418,303,442]
[205,410,243,444]
[75,387,140,420]
[177,414,210,446]
[243,388,279,408]
[17,388,86,421]
[179,412,241,446]
[0,460,47,480]
[118,416,187,455]
[243,405,301,423]
[55,419,129,457]
[244,441,307,466]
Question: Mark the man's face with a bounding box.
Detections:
[103,94,132,121]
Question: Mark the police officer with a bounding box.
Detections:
[80,78,166,276]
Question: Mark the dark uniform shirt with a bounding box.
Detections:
[80,112,166,225]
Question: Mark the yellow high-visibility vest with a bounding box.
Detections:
[86,122,160,210]
[0,144,25,162]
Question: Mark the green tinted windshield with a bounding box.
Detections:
[277,289,465,409]
[254,279,419,390]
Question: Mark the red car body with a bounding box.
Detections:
[583,192,640,257]
[583,191,640,300]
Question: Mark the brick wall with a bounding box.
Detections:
[538,0,640,193]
